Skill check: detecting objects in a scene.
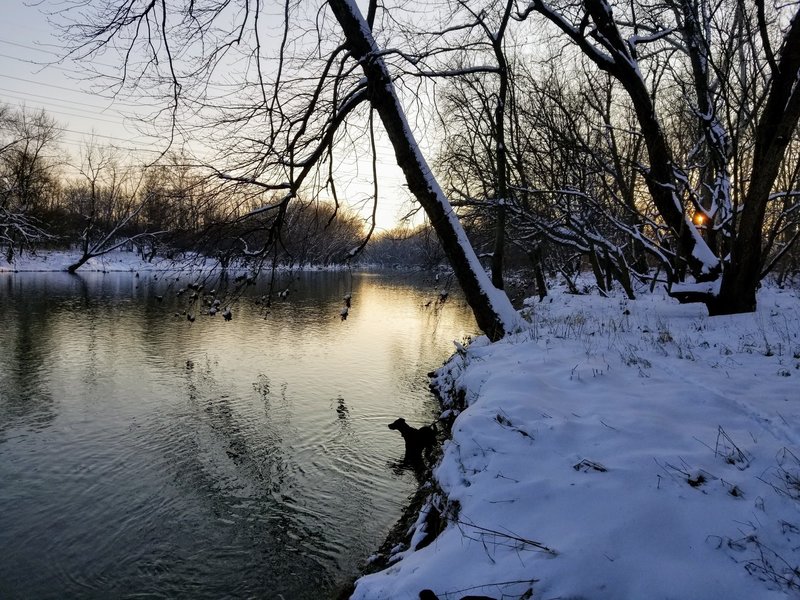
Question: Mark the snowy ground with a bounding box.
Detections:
[0,249,194,272]
[352,284,800,600]
[0,248,359,273]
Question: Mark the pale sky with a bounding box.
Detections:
[0,2,418,232]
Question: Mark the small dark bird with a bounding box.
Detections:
[388,418,436,457]
[419,591,497,600]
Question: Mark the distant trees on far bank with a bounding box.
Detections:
[0,103,373,271]
[0,104,59,259]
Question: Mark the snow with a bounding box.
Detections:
[0,249,202,273]
[352,283,800,600]
[683,216,721,275]
[671,278,722,296]
[0,249,347,273]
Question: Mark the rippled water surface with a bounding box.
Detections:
[0,270,476,599]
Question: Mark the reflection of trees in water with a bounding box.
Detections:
[0,280,56,439]
[172,361,338,588]
[0,273,137,440]
[386,295,468,422]
[182,360,288,489]
[68,274,104,386]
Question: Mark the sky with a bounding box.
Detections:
[0,3,165,159]
[0,1,416,232]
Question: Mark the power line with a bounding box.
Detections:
[0,86,159,115]
[55,127,161,146]
[0,51,102,80]
[0,72,105,95]
[0,39,63,56]
[0,92,131,125]
[0,85,129,112]
[0,73,140,102]
[59,140,165,155]
[0,38,128,72]
[0,74,179,112]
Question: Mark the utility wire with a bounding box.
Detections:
[54,127,162,146]
[0,72,115,95]
[0,85,142,112]
[0,92,132,125]
[0,38,128,71]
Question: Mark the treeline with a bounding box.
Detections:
[0,101,513,274]
[8,0,800,302]
[0,104,371,270]
[427,3,800,302]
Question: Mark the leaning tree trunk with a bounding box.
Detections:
[328,0,521,341]
[67,254,91,274]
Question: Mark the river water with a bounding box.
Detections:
[0,270,476,599]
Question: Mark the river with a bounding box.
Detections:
[0,269,476,599]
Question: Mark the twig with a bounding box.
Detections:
[455,517,557,555]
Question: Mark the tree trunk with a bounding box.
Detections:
[588,245,607,295]
[491,202,505,290]
[582,0,720,283]
[489,0,514,291]
[528,246,548,301]
[328,0,520,341]
[67,253,91,273]
[707,7,800,316]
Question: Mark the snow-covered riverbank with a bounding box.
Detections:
[0,249,355,273]
[0,249,196,273]
[352,285,800,600]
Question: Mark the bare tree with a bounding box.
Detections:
[0,105,59,259]
[517,0,800,315]
[55,0,522,339]
[427,0,519,291]
[64,140,165,272]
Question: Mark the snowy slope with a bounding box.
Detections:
[352,285,800,600]
[0,249,187,272]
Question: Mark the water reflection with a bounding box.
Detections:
[0,269,475,599]
[0,288,56,438]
